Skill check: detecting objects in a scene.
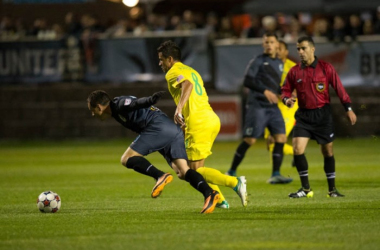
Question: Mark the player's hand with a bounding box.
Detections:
[150,91,166,104]
[285,98,296,108]
[264,90,278,104]
[346,110,357,125]
[174,112,186,129]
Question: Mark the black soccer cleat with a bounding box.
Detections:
[327,188,345,197]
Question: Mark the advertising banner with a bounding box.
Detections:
[214,38,380,93]
[209,95,241,140]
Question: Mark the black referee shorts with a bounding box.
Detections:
[293,105,335,144]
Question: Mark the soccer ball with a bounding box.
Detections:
[37,191,61,213]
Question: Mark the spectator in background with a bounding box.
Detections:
[204,12,219,39]
[217,16,236,39]
[374,7,380,34]
[0,16,15,38]
[242,14,261,38]
[331,15,347,43]
[14,18,27,38]
[313,18,331,38]
[348,14,362,40]
[179,10,196,30]
[64,12,82,37]
[283,17,306,43]
[51,23,64,39]
[167,15,181,31]
[259,16,278,37]
[363,19,374,35]
[104,18,133,37]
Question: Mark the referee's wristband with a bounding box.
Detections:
[344,103,352,111]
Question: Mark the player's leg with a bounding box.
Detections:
[289,135,314,198]
[189,159,228,208]
[171,159,220,213]
[187,115,247,207]
[280,101,297,155]
[320,142,344,196]
[121,147,173,198]
[192,161,247,207]
[267,108,292,184]
[228,104,262,176]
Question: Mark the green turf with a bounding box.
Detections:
[0,138,379,250]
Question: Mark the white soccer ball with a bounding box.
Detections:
[37,191,61,213]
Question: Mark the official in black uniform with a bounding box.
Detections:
[87,90,219,214]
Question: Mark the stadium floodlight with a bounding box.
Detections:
[122,0,139,7]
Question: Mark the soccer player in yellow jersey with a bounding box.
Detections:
[157,40,247,209]
[264,41,298,158]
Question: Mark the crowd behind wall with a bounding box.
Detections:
[1,6,380,43]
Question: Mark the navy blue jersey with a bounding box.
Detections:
[110,96,165,133]
[243,54,283,107]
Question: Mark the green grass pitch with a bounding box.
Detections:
[0,138,379,250]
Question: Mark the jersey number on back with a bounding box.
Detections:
[192,73,203,96]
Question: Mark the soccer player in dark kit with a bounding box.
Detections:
[281,36,357,198]
[87,90,220,213]
[226,32,292,184]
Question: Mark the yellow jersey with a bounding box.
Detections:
[165,62,220,160]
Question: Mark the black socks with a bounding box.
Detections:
[294,154,310,189]
[185,169,213,198]
[230,141,250,171]
[125,156,165,180]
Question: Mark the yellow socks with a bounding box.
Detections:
[196,166,238,188]
[283,143,293,155]
[207,183,226,203]
[268,143,293,155]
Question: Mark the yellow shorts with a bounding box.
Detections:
[185,112,220,161]
[264,100,298,138]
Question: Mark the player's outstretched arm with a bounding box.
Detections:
[128,91,166,110]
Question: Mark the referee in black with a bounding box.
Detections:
[87,90,220,213]
[282,36,357,198]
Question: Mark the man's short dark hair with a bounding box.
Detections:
[297,36,315,47]
[264,32,278,40]
[87,90,111,108]
[157,40,181,61]
[279,40,288,50]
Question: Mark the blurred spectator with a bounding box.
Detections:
[14,18,27,38]
[178,10,196,30]
[374,6,380,34]
[313,18,331,38]
[104,18,133,37]
[204,12,219,39]
[193,12,205,29]
[259,15,278,36]
[64,12,82,37]
[217,16,236,39]
[283,16,307,43]
[167,15,181,31]
[51,23,65,39]
[331,15,347,43]
[0,16,15,38]
[348,14,362,40]
[242,15,261,38]
[363,19,374,35]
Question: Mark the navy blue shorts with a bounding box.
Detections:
[243,105,285,138]
[293,105,335,145]
[130,114,188,166]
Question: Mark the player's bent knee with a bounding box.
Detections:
[124,156,140,168]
